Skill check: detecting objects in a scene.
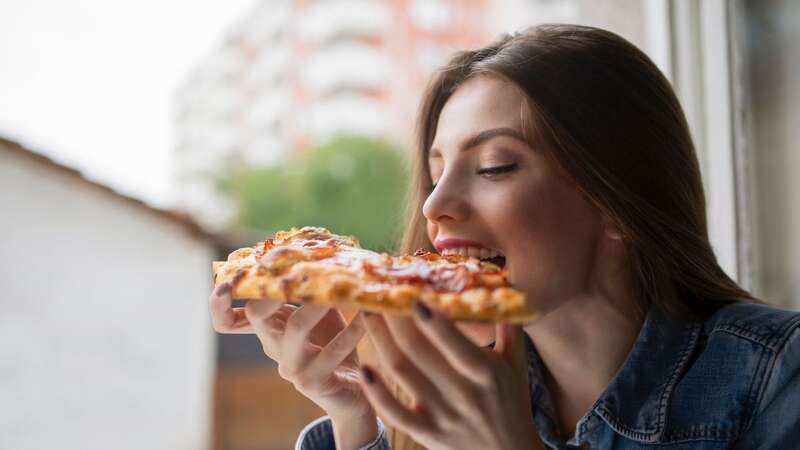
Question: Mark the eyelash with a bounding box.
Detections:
[476,163,518,176]
[431,163,518,188]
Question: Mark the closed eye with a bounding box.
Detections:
[431,163,519,189]
[477,163,518,176]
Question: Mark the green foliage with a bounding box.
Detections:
[221,134,409,252]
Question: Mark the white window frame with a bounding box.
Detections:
[654,0,754,289]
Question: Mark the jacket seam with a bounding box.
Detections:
[655,324,700,435]
[714,311,800,350]
[751,322,800,416]
[593,323,701,443]
[715,325,774,350]
[738,341,770,436]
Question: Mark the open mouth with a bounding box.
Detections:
[482,255,507,268]
[440,246,507,269]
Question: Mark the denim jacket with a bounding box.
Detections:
[295,302,800,449]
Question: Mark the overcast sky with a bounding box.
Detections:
[0,0,258,207]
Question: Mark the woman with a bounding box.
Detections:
[209,25,800,449]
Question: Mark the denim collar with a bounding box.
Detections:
[525,305,702,445]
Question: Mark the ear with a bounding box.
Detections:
[602,215,625,241]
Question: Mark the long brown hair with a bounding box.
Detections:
[381,24,755,449]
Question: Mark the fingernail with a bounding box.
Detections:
[414,301,432,321]
[215,283,230,296]
[361,366,375,384]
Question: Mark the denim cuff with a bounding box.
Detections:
[294,415,390,450]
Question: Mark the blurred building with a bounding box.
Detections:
[0,137,219,450]
[174,0,576,231]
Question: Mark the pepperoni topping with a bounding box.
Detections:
[254,238,275,258]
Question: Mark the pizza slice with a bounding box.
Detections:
[212,226,537,323]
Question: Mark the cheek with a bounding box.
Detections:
[476,178,540,233]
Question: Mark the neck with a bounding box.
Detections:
[523,292,643,438]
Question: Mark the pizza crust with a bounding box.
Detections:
[213,226,538,323]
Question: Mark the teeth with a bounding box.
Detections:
[441,247,504,259]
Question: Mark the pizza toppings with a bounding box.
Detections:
[213,226,535,323]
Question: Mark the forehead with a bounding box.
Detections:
[432,76,525,148]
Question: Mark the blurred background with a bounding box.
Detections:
[0,0,797,449]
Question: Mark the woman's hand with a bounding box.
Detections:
[208,274,375,430]
[360,302,544,450]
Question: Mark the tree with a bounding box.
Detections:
[220,134,409,252]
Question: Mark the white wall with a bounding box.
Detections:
[0,147,217,450]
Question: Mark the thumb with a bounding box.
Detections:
[493,322,527,373]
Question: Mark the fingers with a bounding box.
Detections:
[364,313,454,415]
[359,365,434,439]
[308,308,348,346]
[411,301,492,385]
[247,302,298,358]
[279,303,335,375]
[303,313,367,379]
[381,313,468,394]
[209,280,254,334]
[494,322,527,373]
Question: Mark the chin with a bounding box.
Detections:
[455,321,496,346]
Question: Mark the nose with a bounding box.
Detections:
[422,174,470,224]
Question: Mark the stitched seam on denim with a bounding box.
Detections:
[773,314,800,348]
[661,423,741,442]
[749,325,800,428]
[594,405,658,442]
[592,323,701,443]
[715,313,800,349]
[577,412,604,439]
[656,324,701,432]
[715,325,778,350]
[736,341,770,435]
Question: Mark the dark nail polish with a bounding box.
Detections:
[363,311,376,317]
[414,301,432,320]
[361,366,375,384]
[215,283,231,296]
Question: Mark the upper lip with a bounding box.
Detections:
[434,238,497,253]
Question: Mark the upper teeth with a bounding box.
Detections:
[441,247,504,259]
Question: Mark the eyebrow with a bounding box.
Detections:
[429,127,527,157]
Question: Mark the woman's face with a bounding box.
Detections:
[424,76,611,344]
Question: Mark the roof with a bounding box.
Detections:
[0,136,218,243]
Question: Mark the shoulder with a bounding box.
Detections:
[663,302,800,442]
[702,301,800,351]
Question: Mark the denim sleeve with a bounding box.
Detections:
[294,415,391,450]
[732,324,800,449]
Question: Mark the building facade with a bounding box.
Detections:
[0,137,219,450]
